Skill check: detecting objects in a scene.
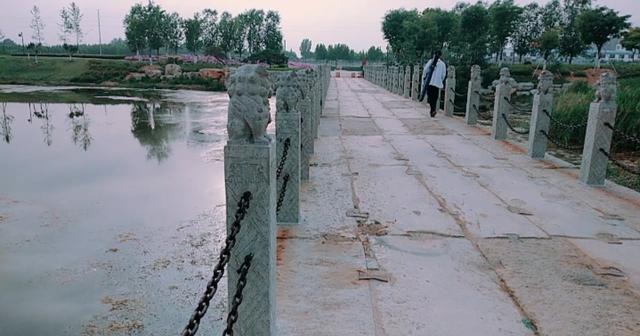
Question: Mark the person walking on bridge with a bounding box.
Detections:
[419,50,447,118]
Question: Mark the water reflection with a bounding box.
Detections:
[0,102,13,143]
[68,104,92,151]
[28,102,54,146]
[130,101,185,162]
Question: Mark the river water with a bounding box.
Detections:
[0,86,245,335]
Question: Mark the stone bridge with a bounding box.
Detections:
[217,65,640,336]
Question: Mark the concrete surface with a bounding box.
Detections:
[277,74,640,335]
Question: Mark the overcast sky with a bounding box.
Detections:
[0,0,638,53]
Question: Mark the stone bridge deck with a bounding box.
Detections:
[277,75,640,335]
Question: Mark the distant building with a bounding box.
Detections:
[597,38,639,62]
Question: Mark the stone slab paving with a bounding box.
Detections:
[277,76,640,335]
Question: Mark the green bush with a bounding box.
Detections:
[246,50,288,66]
[71,59,141,83]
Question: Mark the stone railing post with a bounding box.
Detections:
[412,64,421,101]
[275,71,302,225]
[299,69,314,181]
[389,66,395,93]
[444,65,456,117]
[397,66,404,95]
[528,70,554,158]
[224,64,276,335]
[580,72,618,186]
[404,66,411,98]
[492,68,516,140]
[465,65,481,125]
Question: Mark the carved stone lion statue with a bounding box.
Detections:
[595,72,617,104]
[226,64,272,144]
[276,72,303,114]
[537,70,554,95]
[470,65,481,82]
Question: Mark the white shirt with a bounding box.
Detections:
[422,59,447,89]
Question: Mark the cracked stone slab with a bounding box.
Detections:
[370,235,533,336]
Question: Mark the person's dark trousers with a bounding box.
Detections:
[427,85,439,117]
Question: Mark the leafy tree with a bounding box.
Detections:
[382,9,420,61]
[284,49,298,60]
[366,46,384,62]
[124,3,147,56]
[539,29,560,64]
[183,13,203,55]
[512,3,542,62]
[578,6,631,67]
[217,12,235,56]
[423,8,459,53]
[559,0,591,64]
[540,0,562,31]
[488,0,522,62]
[244,9,265,54]
[263,11,283,52]
[164,12,182,54]
[144,1,166,56]
[201,9,219,49]
[232,14,248,58]
[30,6,45,63]
[30,6,45,45]
[327,44,353,61]
[559,23,585,64]
[457,3,490,66]
[67,3,83,48]
[314,43,328,60]
[300,38,313,59]
[622,27,640,59]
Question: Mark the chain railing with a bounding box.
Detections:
[276,174,290,215]
[502,97,532,114]
[604,122,640,147]
[450,88,466,98]
[540,130,584,151]
[473,105,492,120]
[600,148,640,176]
[543,110,588,131]
[501,113,530,135]
[222,254,254,336]
[276,138,291,179]
[181,191,253,336]
[448,99,467,113]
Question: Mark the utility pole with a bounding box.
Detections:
[97,9,103,55]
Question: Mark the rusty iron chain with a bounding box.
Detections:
[540,130,584,151]
[543,110,588,131]
[475,90,495,101]
[448,99,466,112]
[472,104,492,120]
[181,191,253,336]
[501,113,530,135]
[604,122,640,147]
[599,148,640,176]
[276,138,291,180]
[502,97,532,113]
[276,173,290,215]
[450,88,466,97]
[222,254,254,336]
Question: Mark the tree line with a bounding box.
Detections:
[382,0,633,67]
[124,1,284,60]
[299,38,386,62]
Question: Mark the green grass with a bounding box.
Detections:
[0,55,226,91]
[0,55,90,84]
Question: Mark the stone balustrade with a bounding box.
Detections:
[362,63,624,187]
[223,63,330,335]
